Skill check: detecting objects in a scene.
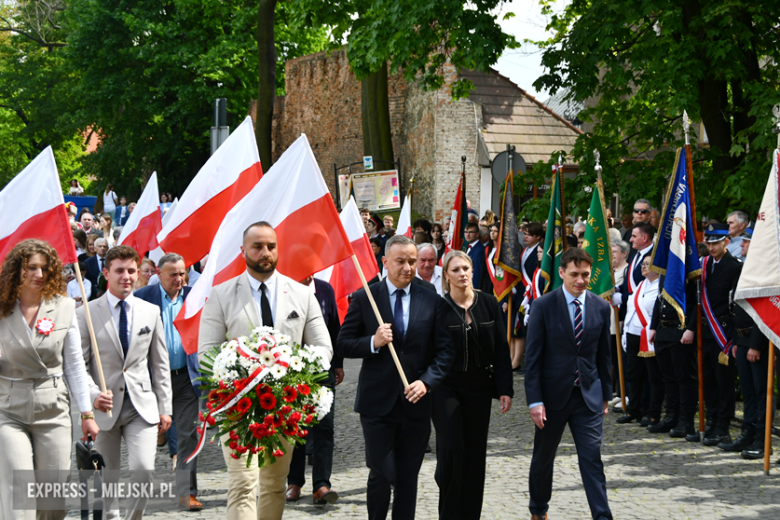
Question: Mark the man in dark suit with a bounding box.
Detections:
[338,234,455,520]
[464,222,486,288]
[135,252,202,511]
[525,248,613,520]
[84,237,109,300]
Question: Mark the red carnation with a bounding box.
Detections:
[249,422,260,432]
[283,386,297,403]
[281,405,292,415]
[259,393,277,411]
[198,411,205,422]
[236,397,252,414]
[304,414,313,424]
[208,389,219,401]
[264,415,274,425]
[229,430,239,441]
[273,449,284,458]
[290,411,302,423]
[257,384,272,395]
[206,402,215,411]
[228,441,238,450]
[236,446,248,454]
[206,415,216,426]
[197,427,203,435]
[272,413,284,428]
[218,381,228,390]
[297,384,311,396]
[230,453,240,459]
[299,429,309,438]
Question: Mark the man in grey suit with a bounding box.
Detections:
[199,221,333,520]
[78,245,173,520]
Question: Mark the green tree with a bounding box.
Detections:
[533,0,780,218]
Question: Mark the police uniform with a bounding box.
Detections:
[700,223,742,447]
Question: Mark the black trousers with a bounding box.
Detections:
[171,369,199,498]
[431,370,493,520]
[643,355,665,421]
[625,333,647,418]
[734,344,772,433]
[529,387,612,520]
[702,338,736,425]
[655,341,698,422]
[288,382,335,490]
[360,397,431,520]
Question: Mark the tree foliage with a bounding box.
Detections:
[533,0,780,220]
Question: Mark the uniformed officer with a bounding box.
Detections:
[648,277,698,439]
[723,230,773,459]
[700,223,742,447]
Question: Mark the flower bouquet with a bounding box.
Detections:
[188,326,333,468]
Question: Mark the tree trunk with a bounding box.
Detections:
[361,61,394,168]
[256,0,277,170]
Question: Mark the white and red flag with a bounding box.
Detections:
[396,191,413,238]
[315,196,380,322]
[0,146,77,265]
[117,171,162,259]
[734,149,780,347]
[149,197,178,264]
[175,134,354,354]
[157,116,262,267]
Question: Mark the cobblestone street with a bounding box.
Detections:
[70,357,780,519]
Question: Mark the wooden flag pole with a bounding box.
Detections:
[350,254,410,388]
[73,262,112,418]
[507,294,513,346]
[764,342,775,475]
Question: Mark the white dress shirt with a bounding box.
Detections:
[416,265,443,296]
[105,291,135,347]
[625,277,659,336]
[247,270,278,325]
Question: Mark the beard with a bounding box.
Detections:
[246,255,277,275]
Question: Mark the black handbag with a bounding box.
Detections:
[443,295,500,399]
[75,434,105,471]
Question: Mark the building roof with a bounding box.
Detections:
[462,68,582,168]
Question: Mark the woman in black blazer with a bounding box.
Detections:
[433,250,513,520]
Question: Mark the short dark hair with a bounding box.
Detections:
[369,236,382,247]
[243,221,274,239]
[560,248,593,270]
[105,245,140,271]
[526,222,544,238]
[633,222,656,239]
[413,219,432,233]
[464,222,479,232]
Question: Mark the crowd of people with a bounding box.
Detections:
[0,180,773,520]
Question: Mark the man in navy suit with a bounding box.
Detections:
[525,248,613,520]
[84,238,109,299]
[135,253,202,511]
[338,234,455,520]
[464,222,486,288]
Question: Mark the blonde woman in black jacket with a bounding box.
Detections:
[433,250,513,520]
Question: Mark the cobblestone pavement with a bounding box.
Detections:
[67,358,780,519]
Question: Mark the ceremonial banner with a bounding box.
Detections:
[396,191,413,238]
[149,198,178,264]
[734,149,780,347]
[583,179,614,298]
[493,171,521,300]
[117,172,162,259]
[444,171,467,259]
[315,196,380,322]
[157,116,263,267]
[650,147,702,324]
[0,146,77,265]
[175,134,353,354]
[540,166,564,293]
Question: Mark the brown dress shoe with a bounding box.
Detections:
[178,495,203,511]
[531,514,548,520]
[157,431,167,447]
[286,485,301,502]
[312,486,339,505]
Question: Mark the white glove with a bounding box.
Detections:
[612,291,623,307]
[520,295,529,311]
[524,311,530,326]
[621,332,627,352]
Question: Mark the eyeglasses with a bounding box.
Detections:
[641,263,651,268]
[633,208,650,214]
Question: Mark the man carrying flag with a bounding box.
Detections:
[540,161,565,293]
[647,147,701,440]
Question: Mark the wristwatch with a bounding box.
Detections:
[81,412,95,420]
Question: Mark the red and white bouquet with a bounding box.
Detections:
[188,326,333,467]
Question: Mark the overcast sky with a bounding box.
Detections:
[492,0,569,101]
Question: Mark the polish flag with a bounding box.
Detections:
[315,196,380,322]
[117,172,162,259]
[157,116,262,267]
[176,134,354,354]
[0,147,77,265]
[148,198,178,264]
[396,192,413,238]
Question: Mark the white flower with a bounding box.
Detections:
[277,345,291,356]
[271,365,287,379]
[314,388,334,419]
[260,351,275,367]
[289,356,303,371]
[226,339,239,350]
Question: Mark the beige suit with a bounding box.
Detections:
[0,297,76,520]
[199,271,332,520]
[77,294,172,520]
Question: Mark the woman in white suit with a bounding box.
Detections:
[0,239,104,520]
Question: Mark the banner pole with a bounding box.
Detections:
[614,307,627,413]
[350,254,410,388]
[507,294,513,346]
[74,263,112,418]
[765,342,775,476]
[696,280,705,442]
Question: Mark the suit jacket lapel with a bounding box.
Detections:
[127,301,143,364]
[238,273,261,329]
[375,281,394,328]
[6,302,36,352]
[275,277,288,329]
[585,292,598,344]
[31,298,56,351]
[556,288,577,350]
[97,296,124,359]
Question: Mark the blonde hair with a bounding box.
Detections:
[441,250,473,293]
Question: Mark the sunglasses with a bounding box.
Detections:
[633,208,650,214]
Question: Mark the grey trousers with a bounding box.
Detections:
[0,376,71,520]
[170,370,199,497]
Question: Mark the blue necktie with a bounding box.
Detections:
[393,289,405,345]
[573,298,582,387]
[119,300,129,358]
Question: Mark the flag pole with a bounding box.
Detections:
[73,263,112,418]
[683,111,705,441]
[349,255,410,389]
[764,342,775,475]
[507,148,514,346]
[558,155,568,251]
[595,150,627,411]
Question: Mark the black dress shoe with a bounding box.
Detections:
[616,414,641,424]
[719,432,755,452]
[704,420,717,438]
[685,431,702,442]
[703,430,731,447]
[648,420,676,433]
[741,439,771,460]
[639,416,653,427]
[670,422,694,438]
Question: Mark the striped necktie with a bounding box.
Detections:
[573,298,582,387]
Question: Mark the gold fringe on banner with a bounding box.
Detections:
[638,351,656,358]
[718,351,730,365]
